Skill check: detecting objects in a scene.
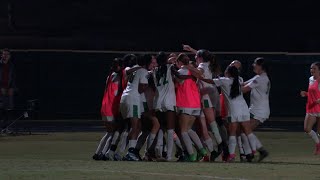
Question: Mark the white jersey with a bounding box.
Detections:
[246,73,270,120]
[141,71,156,111]
[153,64,176,111]
[197,62,220,109]
[213,77,250,122]
[120,66,148,104]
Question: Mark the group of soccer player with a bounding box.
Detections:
[92,44,274,162]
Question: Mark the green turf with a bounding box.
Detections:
[0,132,319,180]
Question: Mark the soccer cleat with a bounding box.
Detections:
[314,143,320,155]
[210,150,222,162]
[123,148,140,161]
[197,148,208,161]
[246,153,255,162]
[226,154,236,163]
[113,152,122,161]
[177,155,186,162]
[188,153,197,162]
[92,153,100,161]
[258,149,269,162]
[239,154,246,162]
[105,152,115,161]
[200,155,210,162]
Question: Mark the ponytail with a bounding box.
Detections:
[227,66,240,99]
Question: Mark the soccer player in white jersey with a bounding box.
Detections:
[183,45,225,161]
[153,52,177,161]
[120,55,150,161]
[212,65,257,162]
[135,55,161,161]
[242,57,270,161]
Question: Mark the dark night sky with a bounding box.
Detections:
[0,1,319,52]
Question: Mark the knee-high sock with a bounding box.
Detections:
[204,137,214,152]
[252,134,263,150]
[241,133,252,155]
[174,135,183,150]
[101,133,113,154]
[188,129,203,149]
[118,131,129,154]
[237,136,245,154]
[155,129,164,157]
[181,132,194,155]
[228,136,237,155]
[247,133,257,153]
[147,133,157,150]
[166,129,174,160]
[308,130,320,144]
[95,132,111,154]
[210,121,222,144]
[135,131,149,151]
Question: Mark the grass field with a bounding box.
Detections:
[0,132,319,180]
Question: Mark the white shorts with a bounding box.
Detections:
[250,113,268,123]
[120,102,142,119]
[306,113,320,118]
[227,114,250,123]
[101,116,116,123]
[177,107,201,116]
[200,94,220,117]
[155,103,176,112]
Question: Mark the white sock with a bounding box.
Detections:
[95,132,109,154]
[247,133,257,152]
[128,140,137,149]
[241,133,252,155]
[156,129,164,157]
[174,136,183,150]
[237,136,245,154]
[228,136,237,155]
[204,138,214,152]
[166,129,174,160]
[118,131,128,154]
[253,134,263,149]
[308,130,320,144]
[188,129,203,149]
[135,131,149,150]
[181,132,194,155]
[210,121,222,144]
[101,133,113,154]
[147,133,156,149]
[111,131,120,145]
[209,132,219,151]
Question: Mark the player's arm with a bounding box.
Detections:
[182,64,204,79]
[201,78,214,84]
[182,44,197,54]
[126,66,142,75]
[242,77,260,93]
[300,90,308,97]
[171,66,193,80]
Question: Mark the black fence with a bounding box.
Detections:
[10,50,314,119]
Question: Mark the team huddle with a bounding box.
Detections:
[92,45,319,163]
